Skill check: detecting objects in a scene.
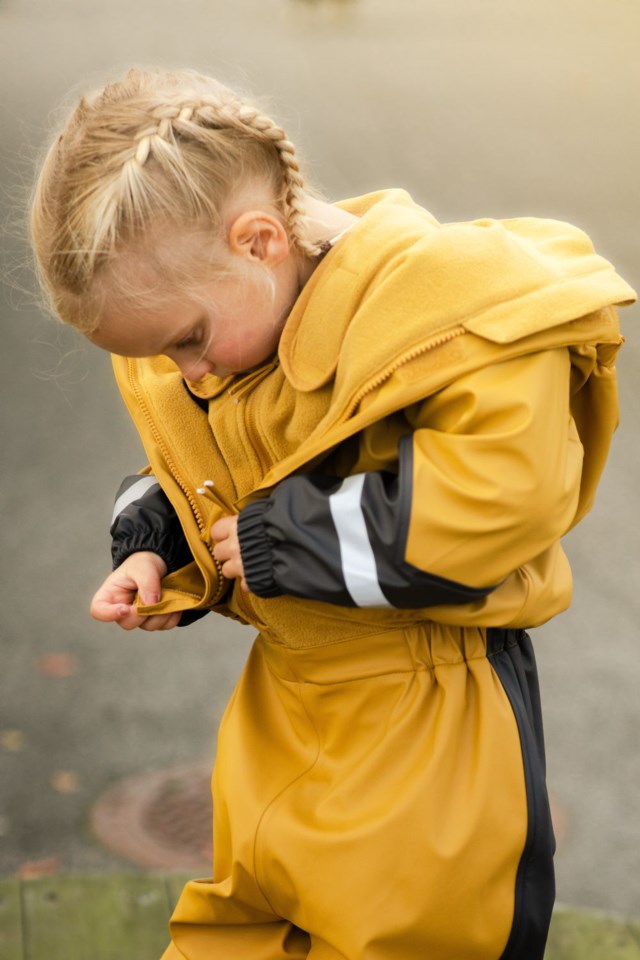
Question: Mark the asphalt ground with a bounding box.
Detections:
[1,0,639,917]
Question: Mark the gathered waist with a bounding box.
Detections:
[256,623,526,685]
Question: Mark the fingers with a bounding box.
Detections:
[90,596,133,623]
[137,612,182,632]
[113,607,147,631]
[210,516,236,542]
[211,515,245,583]
[92,600,182,632]
[217,556,244,581]
[90,598,146,631]
[90,553,177,631]
[123,552,166,606]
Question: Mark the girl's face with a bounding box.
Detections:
[93,271,294,381]
[89,212,305,380]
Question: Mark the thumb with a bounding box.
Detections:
[111,552,167,609]
[131,563,164,607]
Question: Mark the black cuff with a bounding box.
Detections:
[111,530,193,573]
[237,500,283,598]
[177,608,210,627]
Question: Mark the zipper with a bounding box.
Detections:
[127,359,227,606]
[227,357,280,401]
[234,324,469,507]
[338,324,467,423]
[242,390,271,476]
[227,358,279,476]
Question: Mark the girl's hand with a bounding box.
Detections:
[211,516,248,591]
[90,551,182,631]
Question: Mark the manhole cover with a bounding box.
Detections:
[90,763,212,870]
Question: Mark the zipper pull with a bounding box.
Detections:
[196,480,227,547]
[196,479,217,500]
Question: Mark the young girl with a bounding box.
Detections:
[31,67,635,960]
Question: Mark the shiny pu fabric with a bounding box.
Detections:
[164,626,550,960]
[109,191,635,958]
[113,190,634,629]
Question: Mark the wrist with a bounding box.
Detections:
[124,550,168,579]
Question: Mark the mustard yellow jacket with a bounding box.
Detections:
[111,189,635,641]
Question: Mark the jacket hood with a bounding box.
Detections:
[278,189,635,394]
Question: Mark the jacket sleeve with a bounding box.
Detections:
[110,474,194,573]
[237,348,582,608]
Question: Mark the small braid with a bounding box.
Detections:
[128,96,319,256]
[31,68,322,333]
[239,105,317,258]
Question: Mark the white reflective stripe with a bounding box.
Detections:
[111,477,160,525]
[328,474,391,608]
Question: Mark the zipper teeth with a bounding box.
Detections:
[128,361,226,605]
[228,361,279,474]
[237,325,470,504]
[340,325,467,421]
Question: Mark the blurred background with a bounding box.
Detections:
[1,0,638,916]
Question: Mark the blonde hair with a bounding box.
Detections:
[30,67,318,333]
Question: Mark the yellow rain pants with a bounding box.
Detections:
[162,624,554,960]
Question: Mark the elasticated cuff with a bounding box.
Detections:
[237,500,283,598]
[111,531,192,573]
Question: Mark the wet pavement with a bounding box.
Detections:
[1,0,639,918]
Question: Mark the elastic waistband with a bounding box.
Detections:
[257,625,526,685]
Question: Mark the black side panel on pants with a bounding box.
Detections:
[487,629,556,960]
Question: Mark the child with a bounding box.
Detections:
[30,67,635,960]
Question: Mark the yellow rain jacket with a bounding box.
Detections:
[111,190,635,960]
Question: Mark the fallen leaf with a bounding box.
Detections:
[51,771,80,794]
[35,653,79,677]
[16,856,62,879]
[0,730,26,752]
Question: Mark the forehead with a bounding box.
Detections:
[88,304,196,357]
[88,232,215,356]
[89,277,202,357]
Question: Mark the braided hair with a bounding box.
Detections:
[31,68,319,333]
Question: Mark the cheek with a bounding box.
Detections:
[203,332,245,369]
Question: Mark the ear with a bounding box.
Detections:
[227,211,290,266]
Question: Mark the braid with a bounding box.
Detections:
[127,95,319,257]
[191,100,317,257]
[31,68,321,332]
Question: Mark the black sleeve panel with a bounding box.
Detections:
[110,475,194,574]
[238,476,354,605]
[237,440,498,609]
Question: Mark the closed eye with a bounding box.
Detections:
[176,329,202,350]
